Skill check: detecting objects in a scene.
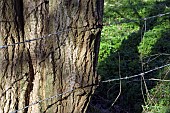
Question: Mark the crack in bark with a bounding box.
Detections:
[0,75,25,99]
[24,49,35,113]
[13,0,25,45]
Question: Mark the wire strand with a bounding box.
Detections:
[102,63,170,83]
[9,64,170,113]
[0,27,99,49]
[10,89,73,113]
[103,12,170,25]
[0,12,170,49]
[0,8,170,113]
[0,29,71,49]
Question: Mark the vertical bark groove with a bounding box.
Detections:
[0,0,103,113]
[24,49,35,113]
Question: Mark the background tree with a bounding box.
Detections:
[0,0,103,113]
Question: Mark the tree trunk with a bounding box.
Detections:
[0,0,103,113]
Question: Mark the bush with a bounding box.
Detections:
[89,0,170,113]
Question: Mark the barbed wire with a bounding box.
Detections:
[0,29,71,49]
[143,12,170,20]
[10,89,73,113]
[1,12,169,24]
[10,83,98,113]
[0,11,170,24]
[132,78,170,82]
[103,12,170,25]
[9,63,170,113]
[0,27,101,49]
[0,12,169,49]
[102,63,170,83]
[0,7,169,113]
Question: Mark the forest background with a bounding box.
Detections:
[88,0,170,113]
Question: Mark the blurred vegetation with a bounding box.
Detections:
[88,0,170,113]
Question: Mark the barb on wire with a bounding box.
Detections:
[102,63,170,83]
[10,89,73,113]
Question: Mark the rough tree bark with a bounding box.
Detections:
[0,0,103,113]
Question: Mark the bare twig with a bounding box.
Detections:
[110,52,122,108]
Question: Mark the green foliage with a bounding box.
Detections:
[99,24,138,63]
[138,24,170,56]
[89,0,170,113]
[143,82,170,113]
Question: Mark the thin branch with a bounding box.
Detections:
[110,52,122,108]
[140,19,147,105]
